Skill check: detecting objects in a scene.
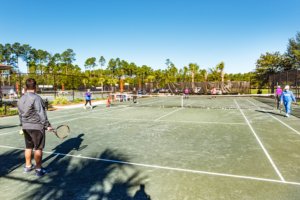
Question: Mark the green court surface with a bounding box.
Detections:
[0,97,300,199]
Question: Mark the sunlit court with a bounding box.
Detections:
[1,0,300,199]
[1,95,300,199]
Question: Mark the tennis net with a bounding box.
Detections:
[111,94,279,110]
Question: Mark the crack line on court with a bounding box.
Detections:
[154,108,183,121]
[234,99,285,182]
[1,144,300,186]
[247,99,300,136]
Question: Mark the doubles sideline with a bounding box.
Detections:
[247,99,300,136]
[234,99,285,182]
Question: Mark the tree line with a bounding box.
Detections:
[2,31,299,91]
[0,43,253,91]
[255,32,300,88]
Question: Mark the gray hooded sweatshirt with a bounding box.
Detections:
[18,92,51,130]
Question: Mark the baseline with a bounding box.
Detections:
[0,144,299,186]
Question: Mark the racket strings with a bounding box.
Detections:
[55,125,70,139]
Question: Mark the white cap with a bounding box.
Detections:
[284,85,290,90]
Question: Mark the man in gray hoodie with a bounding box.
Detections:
[18,78,52,177]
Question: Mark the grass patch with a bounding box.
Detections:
[52,97,69,105]
[0,106,18,116]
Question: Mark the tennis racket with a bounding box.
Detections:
[51,125,70,139]
[77,144,88,151]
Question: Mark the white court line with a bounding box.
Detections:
[49,106,126,120]
[234,99,285,182]
[86,116,246,125]
[154,108,183,121]
[247,99,300,136]
[0,144,299,186]
[0,106,131,136]
[137,98,165,106]
[50,106,131,125]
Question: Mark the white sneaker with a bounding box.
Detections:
[285,114,289,117]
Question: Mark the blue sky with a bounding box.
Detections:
[1,0,300,73]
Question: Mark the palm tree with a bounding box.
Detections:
[188,63,199,92]
[216,62,225,82]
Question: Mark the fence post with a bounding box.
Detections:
[296,70,299,98]
[4,102,7,116]
[72,75,75,101]
[18,73,21,97]
[54,74,56,99]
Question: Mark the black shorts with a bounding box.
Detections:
[23,129,46,150]
[85,100,92,105]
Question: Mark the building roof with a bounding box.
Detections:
[0,64,12,70]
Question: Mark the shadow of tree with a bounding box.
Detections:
[21,148,150,200]
[0,149,23,176]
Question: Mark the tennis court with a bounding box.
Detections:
[0,95,300,199]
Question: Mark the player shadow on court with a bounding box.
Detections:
[255,110,285,117]
[0,124,19,129]
[0,149,24,176]
[42,133,86,165]
[23,148,151,200]
[132,184,151,200]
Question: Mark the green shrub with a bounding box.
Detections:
[52,97,69,105]
[72,98,83,103]
[0,106,18,116]
[95,97,106,100]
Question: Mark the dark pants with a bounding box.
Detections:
[85,100,92,106]
[276,95,281,109]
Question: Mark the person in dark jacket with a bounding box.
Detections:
[18,78,53,177]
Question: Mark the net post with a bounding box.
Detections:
[181,95,183,108]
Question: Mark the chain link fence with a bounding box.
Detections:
[269,69,300,98]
